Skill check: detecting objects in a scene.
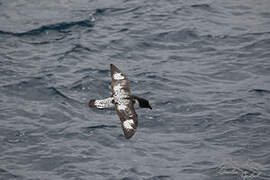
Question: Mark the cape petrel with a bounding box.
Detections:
[89,64,152,139]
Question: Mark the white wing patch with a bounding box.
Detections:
[113,84,122,93]
[113,73,125,80]
[113,83,129,108]
[123,119,134,130]
[94,97,114,109]
[113,84,128,96]
[117,104,127,111]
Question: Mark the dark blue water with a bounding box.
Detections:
[1,0,270,179]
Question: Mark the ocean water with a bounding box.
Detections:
[1,0,270,179]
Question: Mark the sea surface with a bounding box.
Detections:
[1,0,270,179]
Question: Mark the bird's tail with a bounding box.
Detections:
[131,95,152,109]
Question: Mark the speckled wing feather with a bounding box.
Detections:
[88,97,114,109]
[110,64,138,139]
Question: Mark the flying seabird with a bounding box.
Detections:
[88,64,152,139]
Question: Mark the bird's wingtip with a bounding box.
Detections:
[88,99,96,108]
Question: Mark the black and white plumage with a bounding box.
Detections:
[89,64,152,139]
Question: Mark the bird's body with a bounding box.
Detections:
[89,64,152,139]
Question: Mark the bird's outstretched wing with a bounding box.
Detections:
[88,97,114,109]
[110,64,130,91]
[110,64,138,139]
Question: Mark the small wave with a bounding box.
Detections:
[249,89,270,95]
[199,31,270,45]
[47,86,83,105]
[94,8,108,15]
[241,38,270,51]
[139,175,171,180]
[1,77,77,102]
[191,4,211,8]
[48,87,68,99]
[224,112,261,125]
[0,168,21,179]
[244,31,270,36]
[218,159,263,179]
[219,98,245,104]
[3,130,27,144]
[207,70,251,82]
[135,72,171,83]
[74,67,109,75]
[190,3,221,15]
[73,67,109,75]
[94,7,124,16]
[86,125,117,131]
[148,28,199,43]
[0,16,95,37]
[239,112,261,119]
[94,6,141,16]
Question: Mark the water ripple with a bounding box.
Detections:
[0,16,95,37]
[1,0,270,179]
